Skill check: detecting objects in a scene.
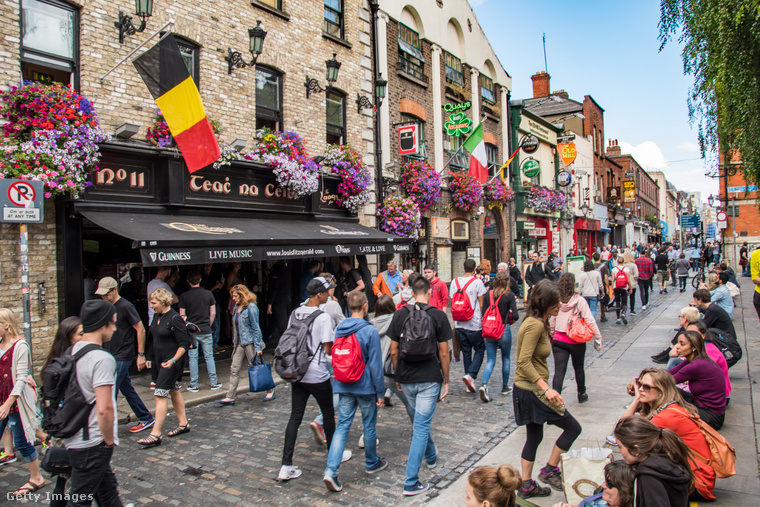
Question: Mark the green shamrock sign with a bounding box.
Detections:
[444,112,472,137]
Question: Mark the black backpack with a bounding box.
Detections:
[170,314,198,349]
[273,309,324,383]
[707,328,743,368]
[399,304,438,362]
[40,343,102,439]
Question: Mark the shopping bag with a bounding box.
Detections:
[560,447,613,503]
[248,355,276,393]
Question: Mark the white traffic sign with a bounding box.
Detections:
[716,211,727,221]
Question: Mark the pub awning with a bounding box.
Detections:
[81,211,413,267]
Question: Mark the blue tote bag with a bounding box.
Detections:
[248,354,276,392]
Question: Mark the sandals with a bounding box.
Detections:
[13,479,45,497]
[137,434,162,447]
[168,424,191,437]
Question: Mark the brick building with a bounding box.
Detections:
[718,151,754,265]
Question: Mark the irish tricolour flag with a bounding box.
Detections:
[462,122,488,184]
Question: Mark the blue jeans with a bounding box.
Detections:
[666,356,684,370]
[482,325,512,386]
[0,412,37,462]
[583,296,598,317]
[401,382,440,488]
[457,328,485,378]
[188,333,218,388]
[115,360,152,423]
[325,393,379,477]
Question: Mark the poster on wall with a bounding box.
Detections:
[436,245,452,283]
[431,217,451,238]
[552,230,560,255]
[566,256,586,289]
[452,250,467,278]
[537,239,549,258]
[467,247,481,266]
[623,181,635,203]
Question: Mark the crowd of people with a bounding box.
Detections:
[0,238,746,505]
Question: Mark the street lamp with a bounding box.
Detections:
[114,0,154,44]
[356,74,387,113]
[226,21,268,74]
[580,201,590,217]
[305,53,342,98]
[707,194,715,207]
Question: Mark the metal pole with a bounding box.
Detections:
[98,19,176,83]
[20,224,32,373]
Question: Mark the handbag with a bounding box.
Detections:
[566,303,594,343]
[560,447,613,503]
[248,354,276,393]
[41,447,71,476]
[739,257,748,267]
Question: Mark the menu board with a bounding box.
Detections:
[538,239,549,258]
[452,250,467,279]
[436,245,452,283]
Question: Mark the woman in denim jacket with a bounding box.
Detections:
[217,285,275,405]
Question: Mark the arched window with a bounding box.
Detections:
[326,90,345,145]
[401,113,427,163]
[256,66,283,131]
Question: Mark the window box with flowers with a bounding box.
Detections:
[320,144,371,214]
[378,195,421,239]
[483,179,514,210]
[521,182,567,214]
[0,82,110,198]
[242,128,320,198]
[400,160,441,214]
[446,170,483,214]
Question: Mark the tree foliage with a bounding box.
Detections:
[659,0,760,181]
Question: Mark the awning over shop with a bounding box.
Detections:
[81,211,413,267]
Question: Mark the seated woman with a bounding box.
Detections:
[685,320,731,400]
[618,368,716,501]
[552,460,634,507]
[669,330,727,430]
[465,463,521,507]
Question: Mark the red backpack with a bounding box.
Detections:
[482,290,506,339]
[451,277,476,321]
[613,267,628,289]
[332,333,365,383]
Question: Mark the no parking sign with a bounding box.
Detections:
[0,179,44,223]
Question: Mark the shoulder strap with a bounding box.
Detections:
[462,277,476,291]
[71,343,102,362]
[454,278,462,291]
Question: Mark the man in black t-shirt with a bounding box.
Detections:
[692,289,737,338]
[180,271,221,392]
[655,251,670,294]
[96,277,155,433]
[337,256,365,316]
[388,276,451,496]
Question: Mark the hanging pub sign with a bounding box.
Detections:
[607,186,620,202]
[623,180,635,202]
[521,158,540,178]
[398,124,419,155]
[558,142,577,166]
[521,134,539,154]
[556,170,572,187]
[443,101,471,112]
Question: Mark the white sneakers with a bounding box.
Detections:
[358,434,380,449]
[341,450,353,463]
[278,465,303,481]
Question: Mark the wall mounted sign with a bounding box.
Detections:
[451,219,470,240]
[431,217,451,238]
[607,186,620,202]
[443,101,471,112]
[558,142,577,166]
[398,124,419,155]
[444,112,472,137]
[0,179,43,223]
[528,227,547,237]
[556,170,572,187]
[623,181,635,202]
[521,134,539,154]
[521,158,540,178]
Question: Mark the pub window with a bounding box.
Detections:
[324,0,343,38]
[486,143,499,178]
[448,134,467,170]
[326,90,345,145]
[444,51,464,86]
[401,113,427,162]
[175,38,200,87]
[255,66,283,131]
[480,74,495,104]
[398,24,425,81]
[20,0,79,88]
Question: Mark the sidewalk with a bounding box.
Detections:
[430,282,760,506]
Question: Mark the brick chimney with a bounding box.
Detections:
[606,139,622,157]
[531,71,550,98]
[552,90,569,100]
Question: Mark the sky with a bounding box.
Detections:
[468,0,718,200]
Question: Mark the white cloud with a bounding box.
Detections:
[618,140,667,170]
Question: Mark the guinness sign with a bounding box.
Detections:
[521,135,539,154]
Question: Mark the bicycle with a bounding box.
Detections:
[692,261,707,289]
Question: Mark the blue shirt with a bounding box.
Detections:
[386,271,403,295]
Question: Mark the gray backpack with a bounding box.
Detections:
[273,309,323,383]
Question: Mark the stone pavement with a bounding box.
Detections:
[0,283,734,506]
[431,278,760,506]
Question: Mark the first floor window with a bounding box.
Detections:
[480,75,495,104]
[324,0,343,38]
[448,135,466,170]
[256,66,282,131]
[21,0,78,86]
[486,143,499,178]
[401,114,427,162]
[326,91,345,145]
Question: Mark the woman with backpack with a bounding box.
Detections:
[611,257,633,325]
[217,284,274,406]
[137,289,191,447]
[513,280,582,499]
[617,368,716,500]
[549,273,601,403]
[577,259,604,317]
[478,273,519,403]
[0,308,45,497]
[614,415,694,506]
[622,252,639,314]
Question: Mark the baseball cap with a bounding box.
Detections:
[94,277,118,295]
[306,276,336,296]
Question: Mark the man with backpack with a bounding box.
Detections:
[449,259,487,393]
[525,252,553,302]
[593,253,611,323]
[655,248,670,294]
[277,277,351,482]
[389,276,452,496]
[611,257,633,325]
[64,299,123,505]
[323,292,387,492]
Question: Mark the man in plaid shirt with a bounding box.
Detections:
[635,250,654,310]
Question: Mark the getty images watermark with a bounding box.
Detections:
[8,492,94,503]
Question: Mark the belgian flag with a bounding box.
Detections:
[133,34,220,173]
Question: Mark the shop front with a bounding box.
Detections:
[573,218,601,257]
[515,216,553,259]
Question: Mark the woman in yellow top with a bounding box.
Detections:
[513,280,582,500]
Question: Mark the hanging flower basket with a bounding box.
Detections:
[524,182,567,213]
[146,110,239,170]
[400,160,441,213]
[243,128,320,198]
[321,144,371,213]
[449,171,483,213]
[378,195,421,239]
[483,179,514,210]
[0,82,110,198]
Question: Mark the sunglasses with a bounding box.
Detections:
[233,285,246,291]
[636,381,659,393]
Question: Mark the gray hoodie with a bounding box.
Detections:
[371,313,394,365]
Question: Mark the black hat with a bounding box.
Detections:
[80,299,116,333]
[306,276,336,296]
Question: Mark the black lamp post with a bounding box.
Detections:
[114,0,153,44]
[707,194,715,207]
[305,53,342,98]
[226,21,267,74]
